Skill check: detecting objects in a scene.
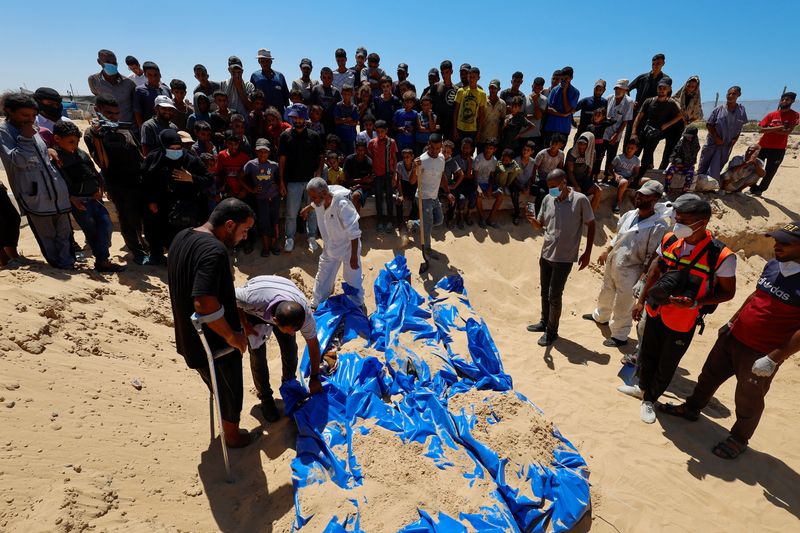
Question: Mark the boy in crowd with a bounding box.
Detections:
[453,137,477,226]
[216,131,252,201]
[170,79,193,131]
[187,93,211,136]
[230,114,253,157]
[210,91,233,147]
[609,139,642,213]
[502,96,535,155]
[395,148,417,226]
[394,92,418,153]
[511,141,536,224]
[191,121,217,158]
[532,134,566,212]
[134,61,171,127]
[372,77,401,130]
[310,67,342,137]
[416,95,437,155]
[587,107,612,178]
[247,91,268,145]
[323,151,345,185]
[478,80,506,154]
[343,139,374,213]
[308,105,325,136]
[473,138,499,228]
[441,140,464,228]
[493,148,522,222]
[453,67,487,148]
[664,126,700,192]
[140,96,178,156]
[356,114,377,144]
[333,85,359,156]
[52,121,124,272]
[242,139,280,256]
[409,134,454,259]
[367,120,398,233]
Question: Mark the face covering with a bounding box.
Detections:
[103,63,118,76]
[41,103,63,119]
[165,149,183,161]
[778,260,800,277]
[548,187,561,198]
[672,221,700,239]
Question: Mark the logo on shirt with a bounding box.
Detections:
[758,276,792,302]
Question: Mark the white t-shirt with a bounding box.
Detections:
[534,149,565,179]
[129,73,147,88]
[473,154,497,184]
[417,152,445,199]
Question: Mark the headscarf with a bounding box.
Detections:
[144,128,183,171]
[570,131,595,169]
[674,75,702,123]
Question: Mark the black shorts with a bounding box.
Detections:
[577,176,596,193]
[196,351,244,424]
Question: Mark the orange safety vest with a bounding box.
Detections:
[646,230,733,332]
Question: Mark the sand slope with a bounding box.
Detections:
[1,129,798,532]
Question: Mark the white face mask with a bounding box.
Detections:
[673,221,702,239]
[778,260,800,277]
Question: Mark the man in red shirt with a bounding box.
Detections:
[662,221,800,459]
[750,92,798,196]
[367,120,397,233]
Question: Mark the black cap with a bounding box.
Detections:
[459,63,471,71]
[159,128,182,148]
[397,63,408,72]
[767,221,800,243]
[125,55,139,66]
[228,56,243,69]
[33,87,61,102]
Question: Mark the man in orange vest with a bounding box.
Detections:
[626,199,737,423]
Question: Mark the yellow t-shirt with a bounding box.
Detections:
[326,167,345,185]
[454,87,487,132]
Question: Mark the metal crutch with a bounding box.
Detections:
[191,308,235,483]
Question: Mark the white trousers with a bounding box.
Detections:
[311,244,364,308]
[592,262,641,341]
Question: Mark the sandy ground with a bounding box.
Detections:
[0,125,798,532]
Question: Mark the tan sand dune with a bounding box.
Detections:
[0,124,798,532]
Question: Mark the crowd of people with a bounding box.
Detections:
[0,47,798,461]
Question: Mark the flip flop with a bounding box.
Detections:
[712,436,748,460]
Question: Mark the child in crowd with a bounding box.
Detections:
[501,96,535,155]
[230,114,253,157]
[357,84,373,126]
[510,141,536,224]
[393,92,418,153]
[532,133,566,212]
[566,132,602,212]
[284,89,304,121]
[610,139,642,213]
[209,91,232,147]
[343,138,374,213]
[395,148,417,225]
[191,121,217,158]
[333,84,359,156]
[308,105,325,135]
[264,107,291,151]
[453,137,477,226]
[242,139,280,256]
[216,131,252,201]
[248,90,268,145]
[416,95,437,156]
[587,107,612,179]
[372,77,401,129]
[169,79,193,131]
[52,121,124,272]
[367,120,398,233]
[199,152,219,212]
[323,151,345,185]
[665,125,700,192]
[186,92,211,136]
[442,140,464,228]
[473,138,500,228]
[356,114,377,145]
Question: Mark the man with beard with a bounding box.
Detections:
[420,68,440,99]
[431,60,458,141]
[661,221,800,460]
[750,92,798,196]
[33,87,71,134]
[630,78,682,179]
[625,53,669,145]
[583,181,670,347]
[167,198,257,448]
[697,86,748,180]
[140,95,178,155]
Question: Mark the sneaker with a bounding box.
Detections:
[270,245,281,256]
[74,251,88,264]
[133,253,149,265]
[640,401,656,424]
[259,396,281,423]
[526,321,547,333]
[478,218,487,229]
[405,220,418,234]
[617,384,643,399]
[603,337,628,347]
[95,261,126,273]
[486,220,499,228]
[581,313,608,325]
[308,238,320,253]
[512,216,520,225]
[537,332,558,346]
[613,205,620,214]
[284,238,295,253]
[376,223,385,233]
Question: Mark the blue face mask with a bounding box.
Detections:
[103,63,118,76]
[165,149,183,160]
[548,186,561,198]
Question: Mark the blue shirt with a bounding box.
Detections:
[545,84,580,134]
[393,109,417,148]
[333,102,359,142]
[250,70,289,112]
[575,96,608,131]
[134,83,172,122]
[416,111,437,143]
[372,95,401,125]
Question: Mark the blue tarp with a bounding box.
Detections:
[283,256,591,532]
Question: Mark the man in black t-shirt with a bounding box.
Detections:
[167,198,256,448]
[431,60,458,141]
[630,79,681,179]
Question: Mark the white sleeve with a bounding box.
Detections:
[338,199,362,240]
[715,254,737,278]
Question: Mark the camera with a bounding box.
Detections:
[93,113,131,135]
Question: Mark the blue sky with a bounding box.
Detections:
[1,0,797,105]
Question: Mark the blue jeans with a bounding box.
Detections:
[373,174,393,225]
[285,181,317,240]
[420,198,443,250]
[71,198,113,262]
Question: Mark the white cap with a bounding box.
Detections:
[257,48,273,60]
[154,95,176,109]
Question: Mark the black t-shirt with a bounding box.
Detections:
[431,82,458,128]
[278,127,323,182]
[84,127,143,189]
[168,228,240,369]
[629,71,669,106]
[639,97,681,130]
[343,154,373,191]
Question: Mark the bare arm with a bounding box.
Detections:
[194,295,246,353]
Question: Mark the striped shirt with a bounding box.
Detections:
[235,276,316,340]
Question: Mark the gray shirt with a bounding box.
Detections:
[87,72,136,123]
[604,95,634,142]
[235,275,317,341]
[219,78,255,120]
[537,189,594,262]
[521,92,547,138]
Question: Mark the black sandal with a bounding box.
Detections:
[712,436,748,460]
[659,402,700,421]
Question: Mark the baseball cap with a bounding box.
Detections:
[256,49,273,60]
[178,130,193,144]
[154,95,176,109]
[595,79,607,88]
[193,64,208,73]
[428,68,440,77]
[670,193,701,209]
[255,138,272,151]
[397,63,408,72]
[614,78,629,90]
[228,56,243,69]
[637,180,664,197]
[459,63,471,71]
[766,221,800,243]
[34,87,61,102]
[658,77,673,87]
[300,58,312,68]
[286,105,307,119]
[489,79,501,89]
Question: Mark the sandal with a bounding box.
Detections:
[659,402,700,421]
[712,436,748,460]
